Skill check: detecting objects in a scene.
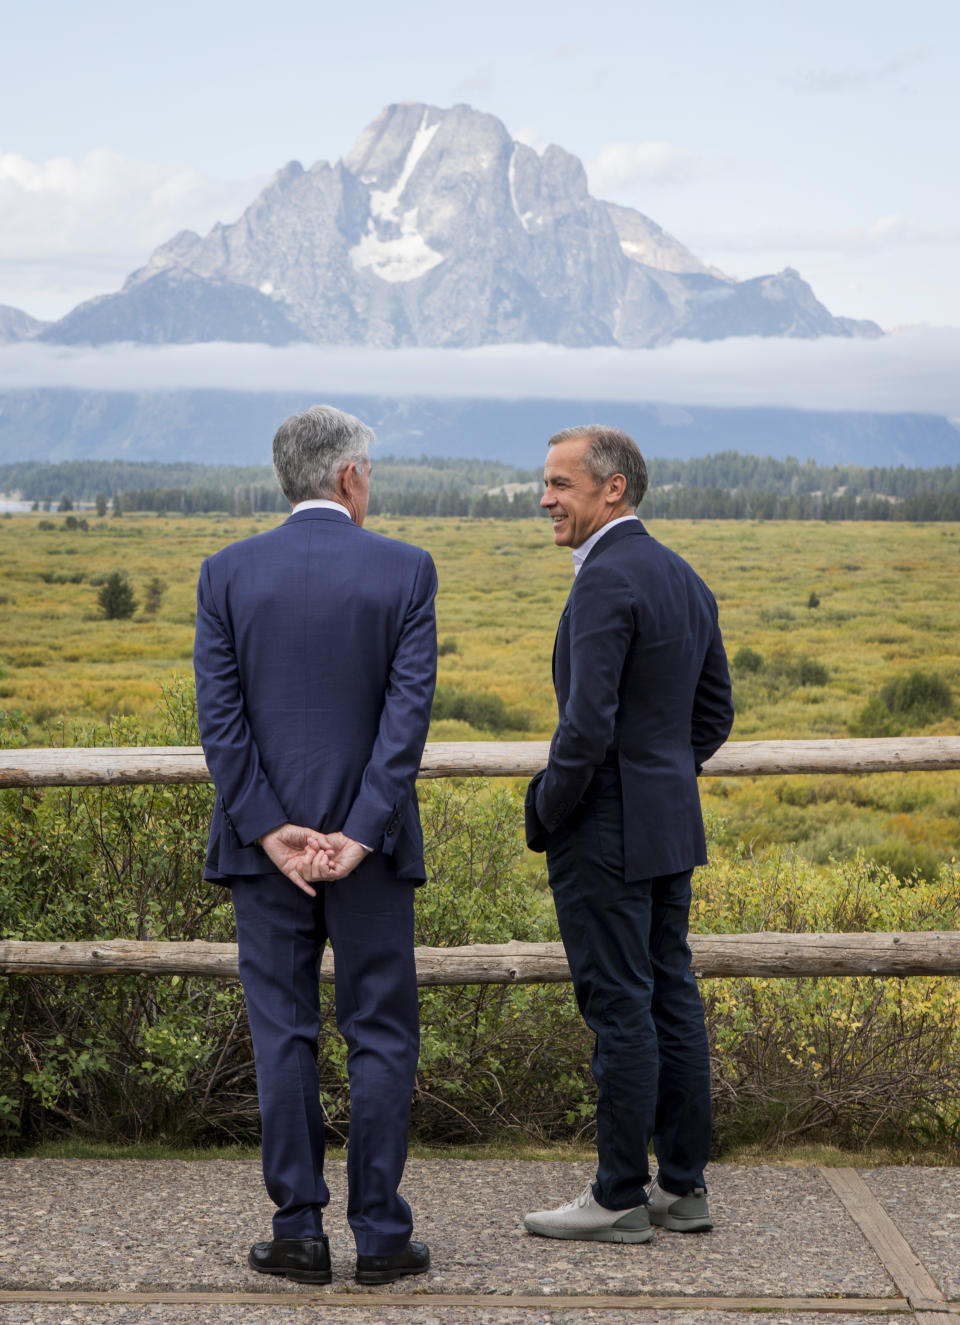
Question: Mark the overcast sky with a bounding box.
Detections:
[2,0,959,333]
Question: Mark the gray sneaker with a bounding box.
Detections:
[524,1183,654,1243]
[647,1178,713,1232]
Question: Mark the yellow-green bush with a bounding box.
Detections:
[694,846,960,1151]
[2,685,958,1155]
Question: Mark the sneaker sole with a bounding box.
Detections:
[523,1220,654,1243]
[648,1211,713,1233]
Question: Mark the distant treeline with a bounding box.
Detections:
[109,486,544,519]
[0,459,276,501]
[647,453,960,499]
[3,453,960,520]
[642,488,960,522]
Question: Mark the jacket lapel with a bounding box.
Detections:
[552,603,571,700]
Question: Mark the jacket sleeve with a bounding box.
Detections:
[341,550,438,853]
[524,768,548,852]
[534,565,634,834]
[691,603,734,773]
[193,557,288,846]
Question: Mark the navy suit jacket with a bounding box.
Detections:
[525,519,733,880]
[194,508,437,883]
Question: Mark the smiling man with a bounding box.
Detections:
[524,425,733,1244]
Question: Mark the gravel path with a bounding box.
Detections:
[1,1157,956,1323]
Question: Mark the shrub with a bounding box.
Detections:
[869,837,943,885]
[761,654,829,690]
[97,571,137,620]
[807,591,820,608]
[849,695,899,738]
[796,657,829,687]
[851,670,953,737]
[881,670,952,725]
[142,577,167,616]
[759,605,795,627]
[431,685,531,733]
[40,571,86,585]
[733,646,763,673]
[697,849,960,1153]
[437,638,459,657]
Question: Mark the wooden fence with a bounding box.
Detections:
[2,736,960,983]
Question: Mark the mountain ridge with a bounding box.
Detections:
[6,102,881,350]
[0,388,952,469]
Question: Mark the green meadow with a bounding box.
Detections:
[1,510,958,876]
[3,510,960,1152]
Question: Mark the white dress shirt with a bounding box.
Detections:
[572,514,639,576]
[292,498,352,519]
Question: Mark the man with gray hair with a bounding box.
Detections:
[194,404,436,1285]
[523,425,733,1244]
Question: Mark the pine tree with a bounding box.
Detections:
[97,572,137,620]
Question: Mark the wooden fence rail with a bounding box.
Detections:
[2,737,959,982]
[3,933,960,981]
[2,736,960,788]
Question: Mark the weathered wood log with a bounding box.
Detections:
[0,747,212,787]
[1,736,959,788]
[3,933,960,981]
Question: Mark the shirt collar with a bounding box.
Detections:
[572,514,638,576]
[291,498,352,520]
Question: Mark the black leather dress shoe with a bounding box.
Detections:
[355,1239,430,1284]
[248,1235,331,1284]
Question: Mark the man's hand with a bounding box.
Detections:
[308,832,372,882]
[259,823,334,897]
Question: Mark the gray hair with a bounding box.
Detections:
[548,425,648,507]
[272,405,373,504]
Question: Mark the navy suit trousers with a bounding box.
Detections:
[545,788,712,1207]
[231,856,419,1255]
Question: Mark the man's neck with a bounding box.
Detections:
[572,512,638,574]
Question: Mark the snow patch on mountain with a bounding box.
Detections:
[508,145,538,233]
[367,112,439,216]
[349,219,444,282]
[348,110,445,282]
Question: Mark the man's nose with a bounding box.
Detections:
[540,490,554,508]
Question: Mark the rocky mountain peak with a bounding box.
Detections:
[34,101,883,349]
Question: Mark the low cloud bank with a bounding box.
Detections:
[2,327,959,418]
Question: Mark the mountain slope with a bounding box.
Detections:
[0,389,951,469]
[39,269,304,346]
[0,304,49,344]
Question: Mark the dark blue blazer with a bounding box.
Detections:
[194,508,437,883]
[525,519,733,880]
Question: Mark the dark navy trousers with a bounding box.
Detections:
[546,787,712,1208]
[230,855,419,1256]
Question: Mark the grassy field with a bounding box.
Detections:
[3,509,959,1154]
[1,510,958,874]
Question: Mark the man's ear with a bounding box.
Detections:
[337,462,358,497]
[607,472,627,504]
